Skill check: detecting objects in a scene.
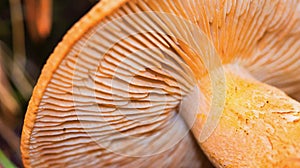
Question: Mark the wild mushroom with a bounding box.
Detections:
[21,0,300,167]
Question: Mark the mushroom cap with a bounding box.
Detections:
[21,0,300,167]
[21,0,212,167]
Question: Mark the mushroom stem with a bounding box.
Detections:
[195,65,300,167]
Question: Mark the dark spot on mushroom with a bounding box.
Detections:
[266,100,269,103]
[260,103,266,108]
[243,130,249,135]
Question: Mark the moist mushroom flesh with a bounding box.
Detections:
[21,0,300,167]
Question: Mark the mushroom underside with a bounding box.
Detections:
[21,0,300,167]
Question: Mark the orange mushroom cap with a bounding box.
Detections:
[21,0,300,167]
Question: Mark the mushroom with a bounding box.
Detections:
[21,0,300,167]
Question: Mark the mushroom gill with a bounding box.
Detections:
[21,0,300,167]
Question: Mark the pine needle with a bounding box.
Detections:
[0,150,16,168]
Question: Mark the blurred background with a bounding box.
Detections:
[0,0,98,167]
